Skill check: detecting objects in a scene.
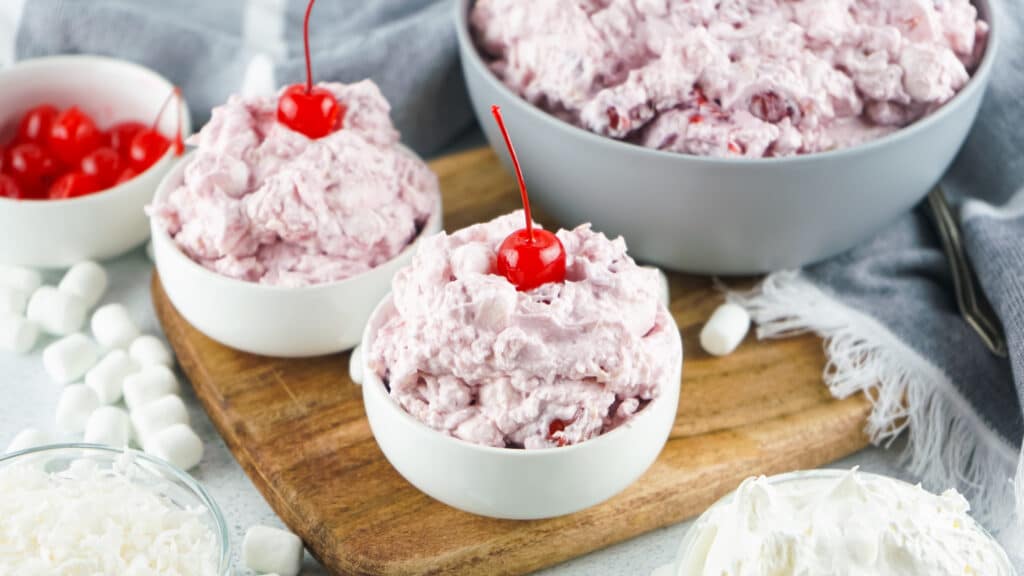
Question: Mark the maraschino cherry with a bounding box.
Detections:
[491,105,566,291]
[277,0,345,139]
[129,86,185,172]
[48,106,102,166]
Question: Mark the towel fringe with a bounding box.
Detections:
[728,270,1022,555]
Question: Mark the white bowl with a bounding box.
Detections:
[457,0,1000,274]
[655,469,1015,576]
[360,295,683,519]
[0,55,192,268]
[152,153,443,358]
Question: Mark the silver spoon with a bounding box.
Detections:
[927,186,1008,357]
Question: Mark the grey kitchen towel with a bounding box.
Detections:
[12,0,1024,562]
[13,0,473,156]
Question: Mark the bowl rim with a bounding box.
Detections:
[361,293,683,459]
[671,468,1014,573]
[0,442,232,576]
[0,54,194,208]
[455,0,1001,166]
[150,149,444,295]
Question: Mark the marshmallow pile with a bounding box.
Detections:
[2,261,204,472]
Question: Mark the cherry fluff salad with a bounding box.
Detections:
[471,0,989,157]
[368,211,681,449]
[149,80,438,287]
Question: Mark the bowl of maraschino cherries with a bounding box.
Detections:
[0,55,190,268]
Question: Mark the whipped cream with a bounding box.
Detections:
[672,469,1011,576]
[472,0,988,157]
[151,80,438,287]
[369,212,681,449]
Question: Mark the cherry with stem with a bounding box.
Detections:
[277,0,346,139]
[491,105,566,291]
[128,86,185,173]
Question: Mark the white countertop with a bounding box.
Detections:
[0,249,917,575]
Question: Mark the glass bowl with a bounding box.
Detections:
[0,443,230,575]
[662,469,1015,576]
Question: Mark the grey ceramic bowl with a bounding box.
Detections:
[456,0,1000,274]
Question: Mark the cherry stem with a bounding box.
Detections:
[302,0,317,94]
[491,105,533,241]
[152,86,185,156]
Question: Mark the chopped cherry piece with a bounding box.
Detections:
[276,0,345,139]
[114,166,139,185]
[80,146,122,186]
[490,105,567,291]
[16,104,59,144]
[547,418,570,447]
[48,172,101,200]
[749,91,792,124]
[48,107,102,165]
[8,143,61,189]
[0,174,23,199]
[128,130,171,171]
[107,121,147,157]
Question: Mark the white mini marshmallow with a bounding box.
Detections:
[123,365,180,410]
[85,349,139,404]
[91,303,140,350]
[83,406,131,446]
[348,345,363,385]
[129,334,173,367]
[131,394,189,448]
[43,334,100,384]
[27,286,87,336]
[699,302,752,357]
[0,285,28,314]
[58,261,108,309]
[243,525,304,576]
[146,423,203,471]
[55,384,100,433]
[0,265,42,294]
[450,243,494,279]
[0,313,38,354]
[5,427,51,454]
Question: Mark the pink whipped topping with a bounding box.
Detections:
[151,81,438,286]
[472,0,988,157]
[369,212,681,449]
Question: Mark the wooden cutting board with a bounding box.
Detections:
[152,147,871,576]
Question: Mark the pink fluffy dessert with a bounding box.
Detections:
[369,212,681,449]
[471,0,988,157]
[151,81,438,287]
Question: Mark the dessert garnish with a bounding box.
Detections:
[276,0,345,139]
[490,105,566,291]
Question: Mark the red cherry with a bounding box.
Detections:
[128,130,171,171]
[277,84,345,139]
[16,104,59,144]
[107,121,147,157]
[0,144,7,174]
[8,143,61,189]
[80,146,122,186]
[48,172,101,200]
[114,166,139,185]
[0,174,24,200]
[490,105,566,291]
[276,0,345,139]
[547,418,570,447]
[48,107,102,165]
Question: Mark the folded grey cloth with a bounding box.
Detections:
[16,0,1023,563]
[15,0,472,156]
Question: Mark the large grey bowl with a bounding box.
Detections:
[456,0,999,274]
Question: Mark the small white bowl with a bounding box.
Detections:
[152,153,443,358]
[0,55,192,268]
[656,469,1014,576]
[361,295,683,519]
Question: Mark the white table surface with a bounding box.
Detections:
[0,249,923,575]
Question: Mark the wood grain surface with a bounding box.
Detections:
[152,147,871,576]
